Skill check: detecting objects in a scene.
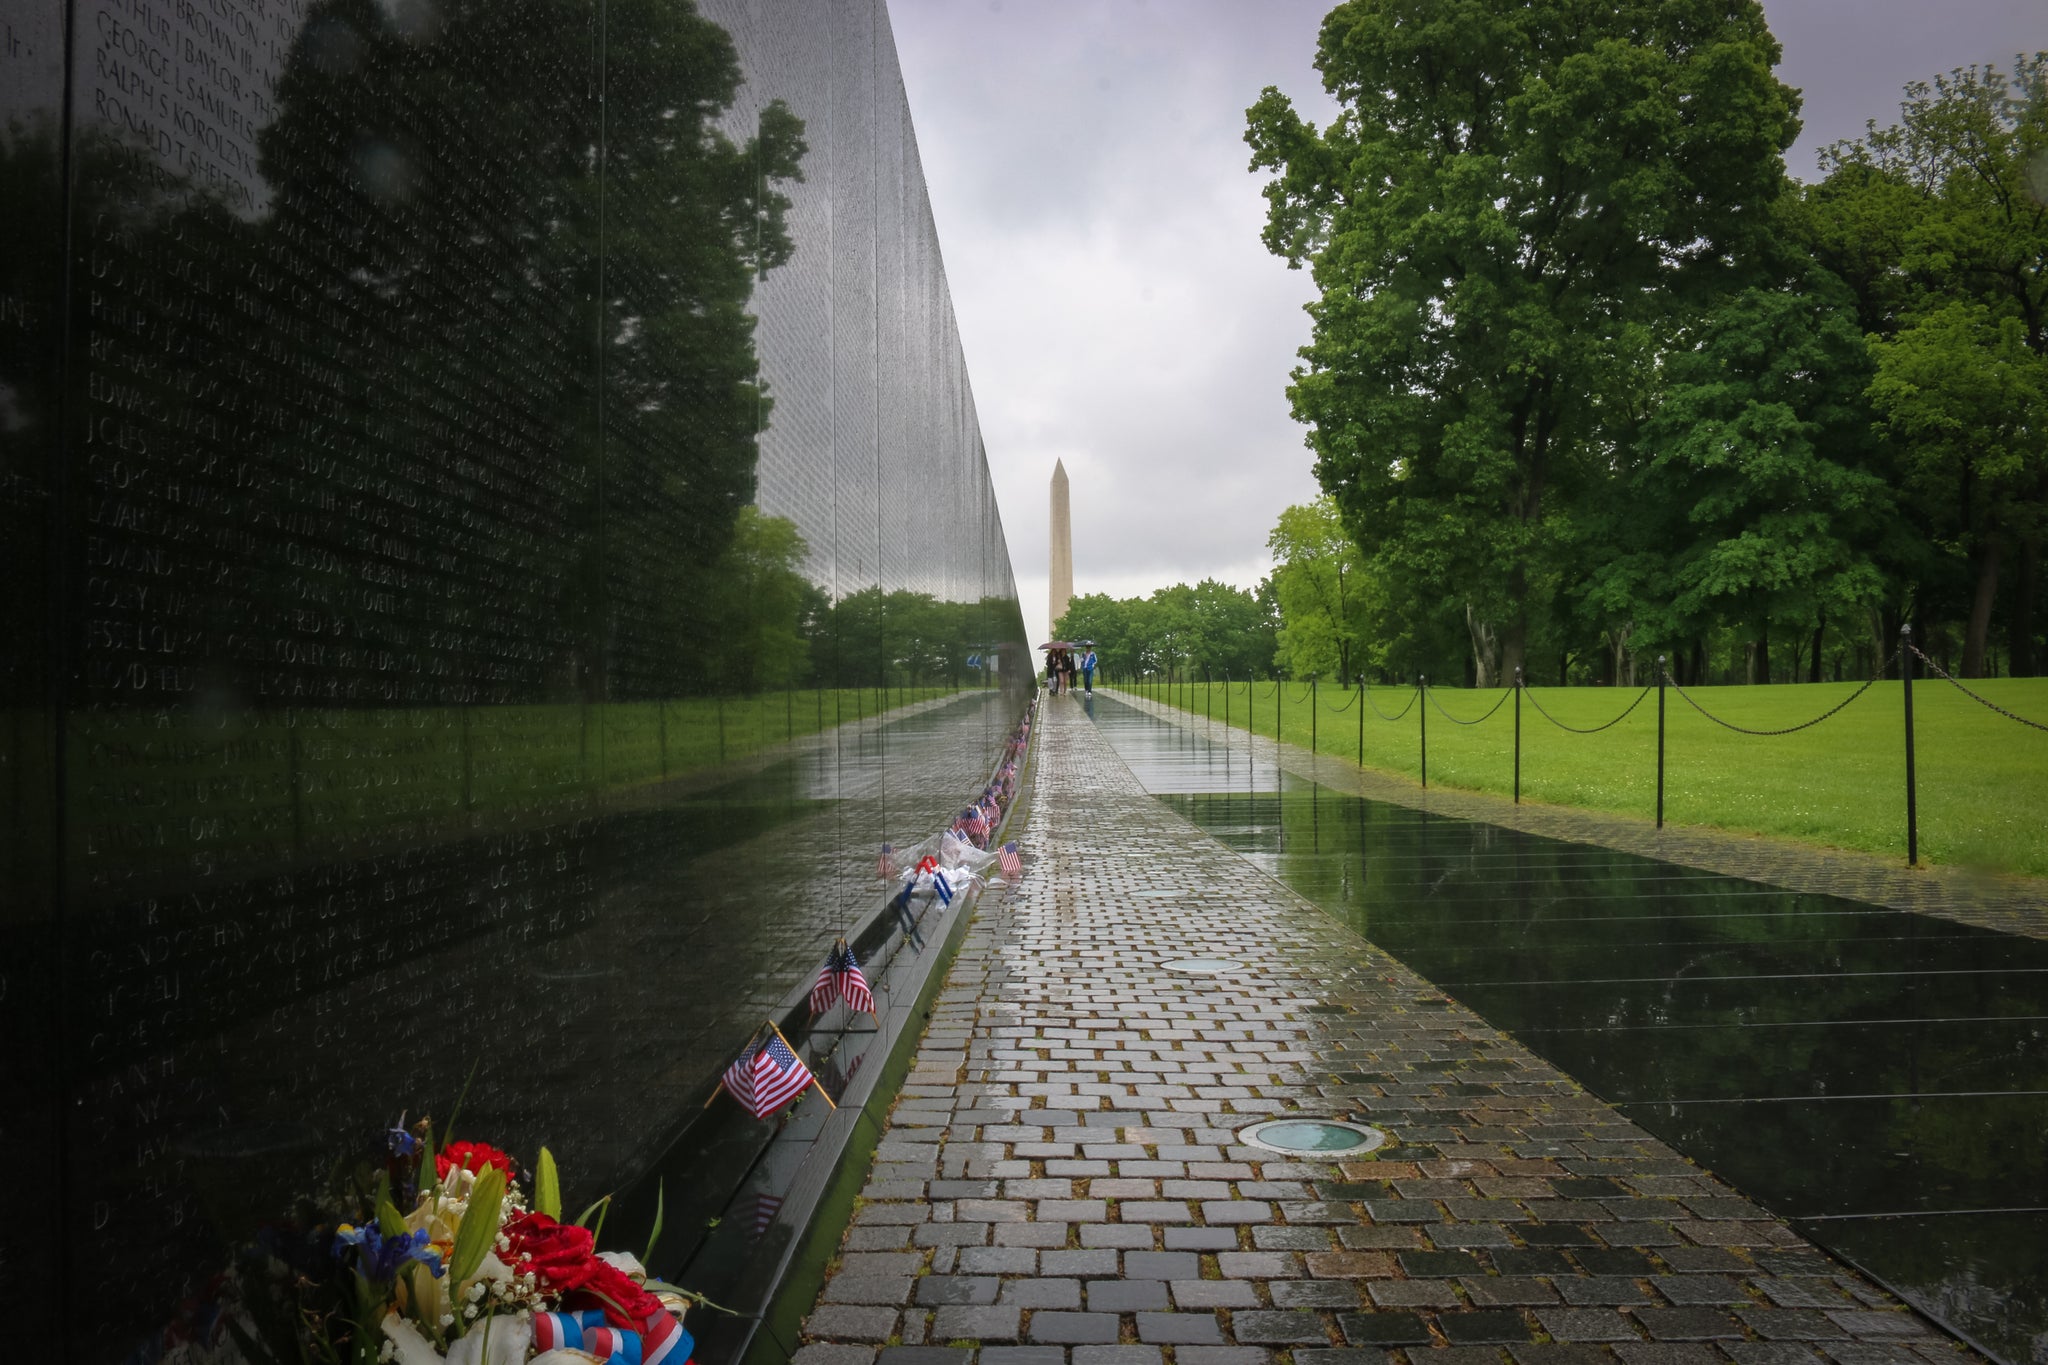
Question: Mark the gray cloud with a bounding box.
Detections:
[890,0,2046,646]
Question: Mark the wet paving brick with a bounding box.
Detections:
[797,698,1986,1365]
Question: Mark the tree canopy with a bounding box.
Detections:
[1054,581,1277,681]
[1248,12,2047,682]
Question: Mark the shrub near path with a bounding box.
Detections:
[1132,677,2048,879]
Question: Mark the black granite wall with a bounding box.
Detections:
[0,0,1027,1355]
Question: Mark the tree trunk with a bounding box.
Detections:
[1809,611,1826,684]
[1465,603,1499,688]
[1605,624,1632,687]
[1965,538,2000,677]
[2009,534,2038,677]
[1687,639,1704,687]
[1872,604,1901,680]
[1747,626,1769,685]
[1502,615,1525,683]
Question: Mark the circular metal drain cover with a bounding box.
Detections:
[1236,1118,1386,1156]
[1162,956,1240,975]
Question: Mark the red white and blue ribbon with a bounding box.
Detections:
[533,1308,692,1365]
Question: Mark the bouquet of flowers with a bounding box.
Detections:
[162,1114,711,1365]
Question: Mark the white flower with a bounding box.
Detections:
[595,1250,647,1282]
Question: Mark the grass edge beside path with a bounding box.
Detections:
[1117,676,2048,883]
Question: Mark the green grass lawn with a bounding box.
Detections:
[1124,676,2048,879]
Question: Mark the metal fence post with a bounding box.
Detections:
[1276,673,1282,747]
[1656,655,1667,829]
[1419,674,1428,789]
[1513,666,1521,804]
[1311,675,1318,757]
[1902,624,1918,866]
[1224,671,1231,731]
[1356,673,1365,768]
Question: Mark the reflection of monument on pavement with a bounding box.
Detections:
[1050,459,1073,633]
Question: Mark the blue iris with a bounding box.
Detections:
[333,1223,445,1281]
[387,1127,420,1158]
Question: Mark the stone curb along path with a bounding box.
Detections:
[792,695,1979,1365]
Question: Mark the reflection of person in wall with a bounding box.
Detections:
[1082,647,1097,694]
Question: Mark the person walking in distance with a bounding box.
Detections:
[1081,646,1096,694]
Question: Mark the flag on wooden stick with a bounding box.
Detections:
[719,1026,826,1119]
[810,938,874,1016]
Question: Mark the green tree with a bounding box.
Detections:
[1055,582,1276,682]
[1819,56,2048,675]
[1870,302,2048,675]
[1267,498,1369,682]
[1623,267,1889,682]
[1246,0,1800,679]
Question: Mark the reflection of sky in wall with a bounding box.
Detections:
[889,0,2047,649]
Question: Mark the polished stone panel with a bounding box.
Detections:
[0,0,1025,1356]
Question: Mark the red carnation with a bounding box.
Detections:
[502,1211,666,1329]
[435,1140,515,1180]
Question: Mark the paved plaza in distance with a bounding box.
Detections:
[796,697,1978,1365]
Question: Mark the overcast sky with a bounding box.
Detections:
[887,0,2046,649]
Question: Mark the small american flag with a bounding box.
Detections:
[998,841,1022,881]
[876,843,895,879]
[724,1032,816,1119]
[810,939,873,1015]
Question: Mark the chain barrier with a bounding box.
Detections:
[1908,644,2048,733]
[1295,683,1314,702]
[1262,681,1280,698]
[1322,686,1359,713]
[1665,649,1895,736]
[1426,685,1513,727]
[1361,678,1419,722]
[1523,682,1653,734]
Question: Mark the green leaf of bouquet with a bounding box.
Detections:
[450,1163,506,1284]
[642,1178,665,1265]
[443,1058,481,1151]
[377,1198,408,1238]
[535,1146,562,1220]
[576,1192,612,1244]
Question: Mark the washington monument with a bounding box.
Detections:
[1049,459,1073,635]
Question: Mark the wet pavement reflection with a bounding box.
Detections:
[1089,696,2048,1365]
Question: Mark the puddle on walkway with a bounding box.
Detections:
[1088,695,2048,1365]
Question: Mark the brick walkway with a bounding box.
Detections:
[1108,689,2048,942]
[793,697,1979,1365]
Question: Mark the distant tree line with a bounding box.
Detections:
[1054,581,1279,681]
[1247,0,2046,685]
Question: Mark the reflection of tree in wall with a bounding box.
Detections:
[254,0,807,703]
